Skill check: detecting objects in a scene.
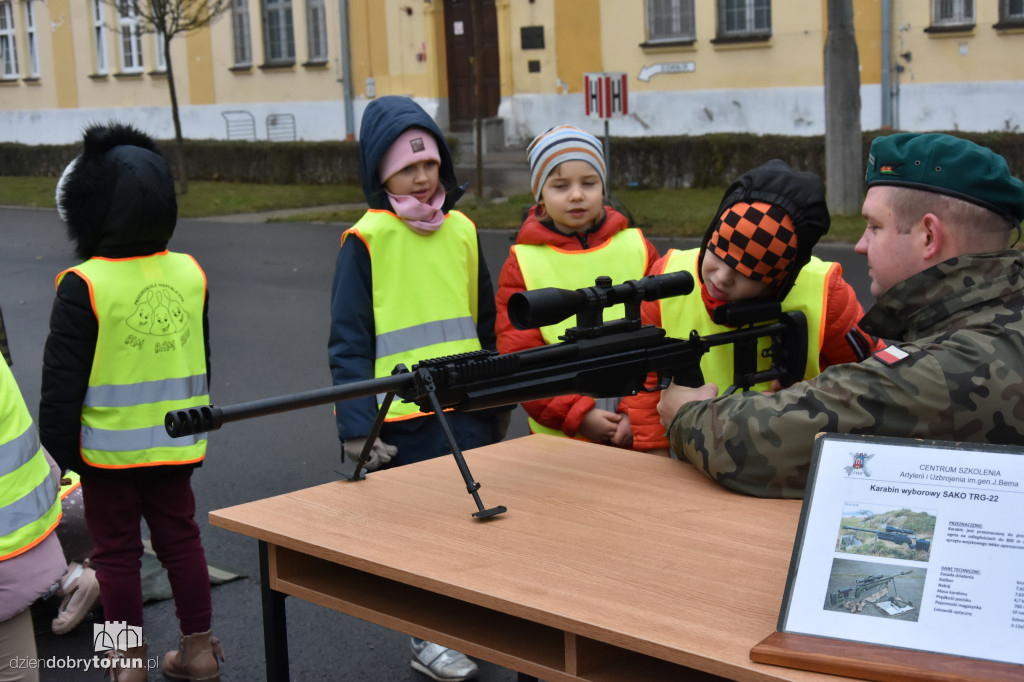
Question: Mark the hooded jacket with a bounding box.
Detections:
[39,123,211,477]
[622,160,882,450]
[495,205,660,439]
[357,96,465,213]
[328,97,507,454]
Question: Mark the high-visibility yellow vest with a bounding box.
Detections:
[61,252,209,468]
[658,248,830,394]
[344,210,483,419]
[0,361,61,560]
[512,228,649,437]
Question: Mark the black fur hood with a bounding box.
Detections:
[56,122,177,260]
[697,158,830,301]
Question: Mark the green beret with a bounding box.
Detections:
[865,132,1024,224]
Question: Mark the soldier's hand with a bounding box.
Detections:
[343,437,398,471]
[657,382,718,431]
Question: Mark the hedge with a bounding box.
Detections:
[4,131,1024,189]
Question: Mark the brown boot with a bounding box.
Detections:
[161,630,225,682]
[105,640,148,681]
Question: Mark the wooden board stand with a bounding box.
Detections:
[750,631,1024,682]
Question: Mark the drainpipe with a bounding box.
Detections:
[881,0,893,129]
[339,0,355,141]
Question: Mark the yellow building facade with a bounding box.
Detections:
[1,0,1022,145]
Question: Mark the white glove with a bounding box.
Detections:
[343,437,398,471]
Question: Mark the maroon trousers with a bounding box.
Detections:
[82,469,212,634]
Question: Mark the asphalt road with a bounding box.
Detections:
[1,205,871,681]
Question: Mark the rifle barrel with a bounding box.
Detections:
[165,372,414,437]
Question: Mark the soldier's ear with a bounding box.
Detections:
[918,213,946,262]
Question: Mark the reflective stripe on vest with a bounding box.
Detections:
[514,229,649,438]
[65,252,209,468]
[345,210,482,419]
[0,361,61,560]
[658,248,829,395]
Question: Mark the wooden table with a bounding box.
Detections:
[210,434,836,682]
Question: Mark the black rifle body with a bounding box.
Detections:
[166,312,806,438]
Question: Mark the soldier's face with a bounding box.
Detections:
[856,187,921,298]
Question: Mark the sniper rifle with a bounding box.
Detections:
[165,271,807,519]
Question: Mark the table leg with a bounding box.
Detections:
[259,540,290,681]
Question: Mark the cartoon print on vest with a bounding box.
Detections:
[127,290,155,333]
[126,284,190,338]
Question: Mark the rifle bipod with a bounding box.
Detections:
[344,366,507,519]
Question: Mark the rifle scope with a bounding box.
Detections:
[507,271,694,331]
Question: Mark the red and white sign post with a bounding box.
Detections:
[583,72,628,184]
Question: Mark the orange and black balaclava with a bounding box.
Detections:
[707,200,798,290]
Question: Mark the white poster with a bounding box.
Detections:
[780,433,1024,667]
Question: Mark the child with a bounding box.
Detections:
[328,95,509,681]
[622,158,883,452]
[40,123,224,681]
[1,304,98,638]
[495,125,660,447]
[1,360,65,682]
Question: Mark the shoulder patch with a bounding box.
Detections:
[873,344,909,365]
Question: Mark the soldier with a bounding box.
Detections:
[657,132,1024,498]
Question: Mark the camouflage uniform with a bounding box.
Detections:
[669,250,1024,498]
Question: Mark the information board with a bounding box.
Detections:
[777,433,1024,669]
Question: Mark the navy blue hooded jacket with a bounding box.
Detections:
[328,97,507,465]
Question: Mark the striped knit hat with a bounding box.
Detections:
[527,125,606,202]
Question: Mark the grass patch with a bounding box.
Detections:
[0,177,364,218]
[1,176,865,241]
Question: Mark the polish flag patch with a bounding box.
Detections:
[874,345,909,365]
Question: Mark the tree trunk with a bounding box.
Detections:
[164,35,189,195]
[471,0,483,199]
[824,0,862,216]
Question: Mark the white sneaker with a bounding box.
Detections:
[410,638,478,682]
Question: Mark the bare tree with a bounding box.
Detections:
[824,0,863,216]
[106,0,232,193]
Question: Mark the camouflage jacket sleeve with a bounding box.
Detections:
[669,252,1024,498]
[668,346,950,498]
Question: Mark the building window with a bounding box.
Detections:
[306,0,327,62]
[998,0,1024,23]
[931,0,974,28]
[154,30,167,72]
[646,0,696,44]
[232,0,252,66]
[262,0,295,65]
[717,0,771,39]
[0,1,18,80]
[93,0,108,75]
[24,0,39,78]
[117,0,144,73]
[999,0,1024,26]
